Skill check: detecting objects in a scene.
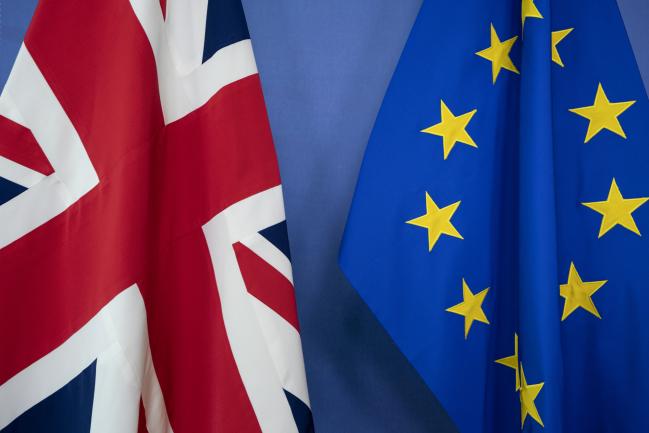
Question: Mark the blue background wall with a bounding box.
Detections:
[1,1,647,432]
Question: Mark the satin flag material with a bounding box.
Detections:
[0,1,312,432]
[341,0,649,432]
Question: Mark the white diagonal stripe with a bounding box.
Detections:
[165,0,209,74]
[241,232,293,284]
[0,286,173,433]
[141,348,174,433]
[249,295,310,407]
[129,0,257,124]
[1,45,98,199]
[0,155,45,189]
[0,45,98,249]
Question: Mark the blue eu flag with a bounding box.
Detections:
[340,0,649,431]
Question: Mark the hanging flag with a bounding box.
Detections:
[341,0,649,431]
[0,1,313,432]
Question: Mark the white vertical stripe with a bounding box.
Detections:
[89,285,149,433]
[88,344,141,433]
[165,0,209,74]
[129,0,258,124]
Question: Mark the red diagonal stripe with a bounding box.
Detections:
[0,0,163,386]
[233,242,300,331]
[0,115,53,175]
[0,76,280,391]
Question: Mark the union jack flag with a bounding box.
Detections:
[0,0,313,432]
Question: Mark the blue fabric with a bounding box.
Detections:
[341,1,649,432]
[202,0,250,62]
[284,389,315,433]
[241,2,459,432]
[1,361,96,433]
[259,221,292,260]
[0,177,25,203]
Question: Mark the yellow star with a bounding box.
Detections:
[522,0,543,29]
[421,100,478,160]
[495,333,520,390]
[551,28,573,67]
[406,192,463,251]
[476,24,520,84]
[519,364,544,428]
[446,278,489,339]
[560,262,607,321]
[569,83,636,143]
[582,178,648,238]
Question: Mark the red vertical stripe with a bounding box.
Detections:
[140,230,262,433]
[25,0,165,182]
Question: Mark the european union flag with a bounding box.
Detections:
[340,0,649,431]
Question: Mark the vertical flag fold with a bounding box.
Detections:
[341,0,649,432]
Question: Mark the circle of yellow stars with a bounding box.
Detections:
[403,0,646,429]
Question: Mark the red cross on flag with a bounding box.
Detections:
[0,1,313,432]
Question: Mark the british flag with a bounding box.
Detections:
[0,0,313,432]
